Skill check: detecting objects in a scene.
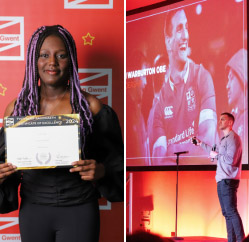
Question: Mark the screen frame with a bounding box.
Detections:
[126,0,249,171]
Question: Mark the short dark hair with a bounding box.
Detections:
[221,112,235,124]
[164,8,185,37]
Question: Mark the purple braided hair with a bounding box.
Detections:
[12,25,93,158]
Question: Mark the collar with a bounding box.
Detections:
[221,130,233,140]
[168,59,189,91]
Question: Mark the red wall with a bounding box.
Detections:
[0,0,124,241]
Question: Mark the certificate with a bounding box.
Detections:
[4,114,81,169]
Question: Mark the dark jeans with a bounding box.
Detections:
[217,179,245,242]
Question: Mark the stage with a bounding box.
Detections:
[167,237,226,242]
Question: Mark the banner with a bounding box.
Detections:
[0,0,124,241]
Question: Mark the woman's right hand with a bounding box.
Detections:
[0,163,17,184]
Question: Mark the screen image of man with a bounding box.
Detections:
[151,8,217,165]
[226,48,248,163]
[126,50,150,166]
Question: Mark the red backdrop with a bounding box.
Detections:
[0,0,124,241]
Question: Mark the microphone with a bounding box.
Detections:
[192,136,198,145]
[211,144,217,162]
[174,151,189,155]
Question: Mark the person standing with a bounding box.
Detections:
[193,112,245,242]
[0,25,123,242]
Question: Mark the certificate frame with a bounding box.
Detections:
[4,114,81,170]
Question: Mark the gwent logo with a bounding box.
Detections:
[79,68,112,107]
[0,17,24,61]
[64,0,113,9]
[0,217,21,241]
[99,198,112,210]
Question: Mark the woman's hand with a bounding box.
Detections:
[70,160,105,181]
[0,163,17,184]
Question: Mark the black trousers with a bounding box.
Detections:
[19,200,100,242]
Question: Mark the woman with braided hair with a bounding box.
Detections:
[0,25,123,242]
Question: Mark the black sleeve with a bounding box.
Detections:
[85,105,124,202]
[0,127,20,214]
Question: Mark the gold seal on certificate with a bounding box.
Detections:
[4,114,81,169]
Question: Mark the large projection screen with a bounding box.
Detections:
[126,0,248,167]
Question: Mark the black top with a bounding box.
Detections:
[0,104,123,212]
